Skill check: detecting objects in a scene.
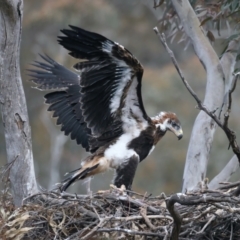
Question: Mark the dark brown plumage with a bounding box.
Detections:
[29,26,183,192]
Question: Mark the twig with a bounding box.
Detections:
[223,73,239,128]
[153,27,202,107]
[230,221,233,240]
[1,156,19,182]
[218,181,240,190]
[66,220,98,240]
[140,207,167,231]
[153,26,240,164]
[81,218,107,240]
[183,206,213,223]
[102,193,161,214]
[153,0,164,9]
[197,215,215,233]
[97,228,164,237]
[231,184,240,197]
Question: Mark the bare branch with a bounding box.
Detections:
[223,73,239,128]
[154,26,240,166]
[97,228,164,238]
[218,180,240,190]
[153,28,202,106]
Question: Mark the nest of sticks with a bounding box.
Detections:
[1,182,240,240]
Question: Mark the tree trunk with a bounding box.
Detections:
[170,0,225,192]
[0,0,38,206]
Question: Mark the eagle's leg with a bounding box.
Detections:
[113,155,139,191]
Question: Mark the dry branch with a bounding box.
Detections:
[153,27,240,189]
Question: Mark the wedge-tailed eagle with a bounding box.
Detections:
[29,26,183,192]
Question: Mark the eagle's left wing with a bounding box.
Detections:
[29,55,91,151]
[59,26,150,139]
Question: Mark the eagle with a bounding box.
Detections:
[29,26,183,192]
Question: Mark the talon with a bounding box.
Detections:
[97,189,111,194]
[120,184,126,191]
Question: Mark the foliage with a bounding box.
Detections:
[155,0,240,50]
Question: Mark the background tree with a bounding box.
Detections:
[152,0,240,191]
[0,1,240,239]
[0,0,240,205]
[0,0,38,206]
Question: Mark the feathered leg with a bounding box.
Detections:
[113,155,139,190]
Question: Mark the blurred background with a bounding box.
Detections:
[0,0,239,195]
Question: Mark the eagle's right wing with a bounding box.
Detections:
[58,26,150,138]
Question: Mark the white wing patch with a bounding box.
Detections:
[101,39,148,137]
[102,40,114,53]
[122,77,148,132]
[109,68,132,113]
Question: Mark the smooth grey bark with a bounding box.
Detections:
[170,0,225,192]
[208,38,240,189]
[209,155,239,189]
[0,0,38,206]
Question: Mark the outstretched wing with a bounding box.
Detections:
[58,26,150,138]
[29,55,90,151]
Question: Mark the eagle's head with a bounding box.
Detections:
[152,112,183,140]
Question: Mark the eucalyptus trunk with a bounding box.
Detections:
[0,0,38,206]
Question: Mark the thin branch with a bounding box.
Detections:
[223,73,239,128]
[183,206,213,223]
[153,27,201,106]
[153,26,240,164]
[198,215,215,234]
[140,207,168,231]
[81,218,107,240]
[218,181,240,190]
[97,228,164,237]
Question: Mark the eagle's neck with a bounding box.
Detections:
[151,114,168,132]
[153,126,166,145]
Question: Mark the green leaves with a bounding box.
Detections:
[155,0,240,51]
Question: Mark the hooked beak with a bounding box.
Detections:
[171,128,183,140]
[177,132,183,140]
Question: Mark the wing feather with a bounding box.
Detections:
[58,26,150,137]
[30,26,150,153]
[29,56,91,151]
